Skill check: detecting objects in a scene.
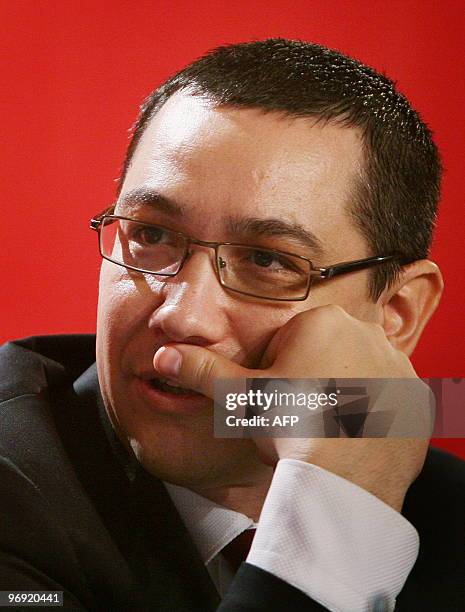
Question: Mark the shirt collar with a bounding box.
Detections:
[164,481,258,565]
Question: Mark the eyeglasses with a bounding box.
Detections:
[90,211,401,302]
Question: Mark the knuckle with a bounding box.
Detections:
[307,303,346,322]
[367,321,385,337]
[324,303,349,322]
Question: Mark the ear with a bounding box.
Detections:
[380,260,444,356]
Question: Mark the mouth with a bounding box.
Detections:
[134,373,210,416]
[145,376,202,397]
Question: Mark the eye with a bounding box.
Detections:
[251,250,275,267]
[248,249,300,272]
[132,225,165,245]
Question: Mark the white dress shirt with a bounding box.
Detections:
[165,459,419,612]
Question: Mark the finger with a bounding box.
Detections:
[153,344,256,399]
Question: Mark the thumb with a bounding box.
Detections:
[153,344,254,399]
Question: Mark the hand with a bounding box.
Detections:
[153,305,429,511]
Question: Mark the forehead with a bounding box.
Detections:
[121,92,366,259]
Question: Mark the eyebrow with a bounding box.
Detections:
[117,188,325,257]
[118,188,184,216]
[226,217,325,257]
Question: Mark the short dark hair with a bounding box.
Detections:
[119,38,442,300]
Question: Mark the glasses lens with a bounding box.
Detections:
[217,244,311,299]
[100,217,186,274]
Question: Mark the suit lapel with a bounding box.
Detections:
[129,467,221,610]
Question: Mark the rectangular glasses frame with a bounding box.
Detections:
[90,210,403,302]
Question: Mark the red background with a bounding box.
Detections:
[1,1,463,458]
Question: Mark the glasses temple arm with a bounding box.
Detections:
[315,255,400,279]
[89,205,116,231]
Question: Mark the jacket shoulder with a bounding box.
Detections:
[414,446,465,494]
[0,334,96,403]
[0,334,96,477]
[404,446,465,525]
[398,447,465,609]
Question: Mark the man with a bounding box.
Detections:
[0,39,463,611]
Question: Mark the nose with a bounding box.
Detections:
[147,248,229,346]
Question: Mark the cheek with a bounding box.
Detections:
[232,304,304,368]
[306,273,379,321]
[96,264,166,346]
[237,276,378,365]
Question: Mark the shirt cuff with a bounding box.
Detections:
[246,459,419,612]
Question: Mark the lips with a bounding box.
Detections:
[146,376,201,396]
[138,369,199,393]
[134,373,211,415]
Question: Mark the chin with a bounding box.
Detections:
[127,426,260,489]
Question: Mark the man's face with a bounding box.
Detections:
[96,92,379,489]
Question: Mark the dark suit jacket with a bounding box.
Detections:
[0,335,463,611]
